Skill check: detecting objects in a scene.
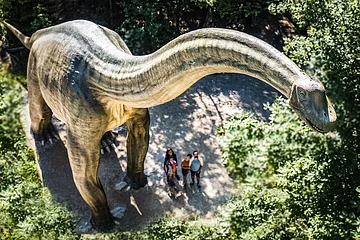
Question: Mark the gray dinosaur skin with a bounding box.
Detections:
[4,20,336,230]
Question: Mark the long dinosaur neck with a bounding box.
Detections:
[89,28,304,108]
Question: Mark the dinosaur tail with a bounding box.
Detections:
[3,22,32,49]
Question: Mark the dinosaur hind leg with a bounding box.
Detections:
[27,72,57,144]
[125,108,150,189]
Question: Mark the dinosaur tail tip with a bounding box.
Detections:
[3,21,32,50]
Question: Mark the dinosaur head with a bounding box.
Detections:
[289,78,337,133]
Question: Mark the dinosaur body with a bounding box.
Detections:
[4,20,336,230]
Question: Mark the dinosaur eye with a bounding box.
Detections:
[299,89,306,99]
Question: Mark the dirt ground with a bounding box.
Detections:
[21,73,279,233]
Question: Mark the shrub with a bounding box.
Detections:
[269,0,359,163]
[114,0,180,55]
[219,0,360,237]
[146,217,229,240]
[218,99,360,239]
[0,69,77,239]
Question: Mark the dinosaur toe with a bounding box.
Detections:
[100,131,117,154]
[32,123,59,145]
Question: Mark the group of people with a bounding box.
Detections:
[163,147,204,190]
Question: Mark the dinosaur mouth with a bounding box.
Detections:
[305,118,326,133]
[290,105,327,133]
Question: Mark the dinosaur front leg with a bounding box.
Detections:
[66,127,114,231]
[125,108,150,189]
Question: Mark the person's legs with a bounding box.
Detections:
[196,171,201,187]
[175,167,180,181]
[168,174,175,187]
[190,171,195,185]
[182,169,188,185]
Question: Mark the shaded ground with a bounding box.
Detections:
[21,73,279,233]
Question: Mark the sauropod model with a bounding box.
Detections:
[4,20,336,230]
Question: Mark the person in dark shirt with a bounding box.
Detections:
[164,147,180,180]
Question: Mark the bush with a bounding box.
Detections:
[269,0,359,161]
[114,0,180,55]
[227,188,290,239]
[218,0,360,237]
[198,0,274,19]
[0,0,53,38]
[146,217,230,240]
[218,99,360,239]
[0,69,77,239]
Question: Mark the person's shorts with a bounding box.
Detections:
[182,168,190,176]
[191,170,200,177]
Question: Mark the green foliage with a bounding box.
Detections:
[147,218,187,239]
[0,0,53,73]
[227,189,290,239]
[213,0,273,18]
[114,0,180,55]
[269,0,360,157]
[113,0,278,54]
[146,217,230,240]
[219,99,318,182]
[270,2,360,236]
[0,69,77,239]
[0,0,53,36]
[80,231,144,240]
[218,99,360,239]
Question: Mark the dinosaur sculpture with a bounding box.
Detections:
[4,20,336,230]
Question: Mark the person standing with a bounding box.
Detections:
[164,157,177,187]
[190,151,203,188]
[164,148,180,180]
[164,157,183,199]
[181,153,192,188]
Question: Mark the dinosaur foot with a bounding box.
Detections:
[89,214,115,233]
[32,123,59,145]
[124,173,148,190]
[100,131,117,154]
[87,209,124,233]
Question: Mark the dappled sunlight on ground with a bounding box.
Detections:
[22,73,279,232]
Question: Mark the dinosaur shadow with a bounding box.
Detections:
[33,134,165,232]
[24,73,279,232]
